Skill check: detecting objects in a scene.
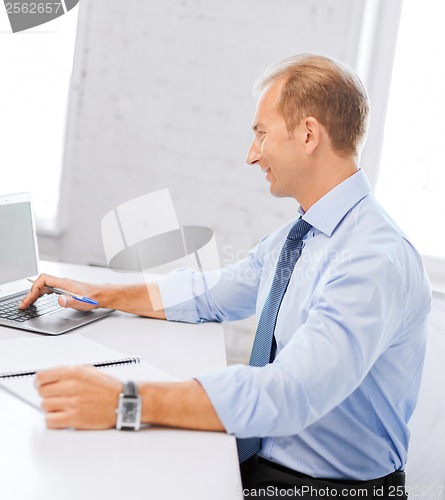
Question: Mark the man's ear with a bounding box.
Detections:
[303,117,321,155]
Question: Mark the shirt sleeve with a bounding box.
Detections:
[196,251,407,438]
[157,238,267,323]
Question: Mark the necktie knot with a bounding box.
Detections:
[287,218,312,241]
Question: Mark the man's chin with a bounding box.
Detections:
[269,184,287,199]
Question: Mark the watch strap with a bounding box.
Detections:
[123,380,138,397]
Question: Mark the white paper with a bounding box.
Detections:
[0,334,177,410]
[0,334,140,377]
[0,361,177,411]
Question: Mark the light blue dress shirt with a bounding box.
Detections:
[158,169,431,480]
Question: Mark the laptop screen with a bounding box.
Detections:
[0,199,38,285]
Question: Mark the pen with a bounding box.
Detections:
[27,278,99,306]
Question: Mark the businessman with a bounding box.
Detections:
[21,55,430,498]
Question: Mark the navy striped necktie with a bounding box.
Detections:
[237,217,313,464]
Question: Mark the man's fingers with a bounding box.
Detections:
[19,273,56,309]
[59,295,96,312]
[19,284,46,309]
[45,411,72,429]
[38,379,79,398]
[36,365,99,391]
[41,397,72,413]
[36,365,120,430]
[35,366,77,389]
[19,274,97,311]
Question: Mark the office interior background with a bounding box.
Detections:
[1,0,445,495]
[0,2,442,352]
[1,0,445,363]
[2,0,445,364]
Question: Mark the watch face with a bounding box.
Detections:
[117,392,141,430]
[122,399,140,423]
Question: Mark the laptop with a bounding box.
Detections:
[0,192,113,335]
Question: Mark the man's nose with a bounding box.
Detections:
[246,142,260,165]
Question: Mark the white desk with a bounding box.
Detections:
[0,262,242,500]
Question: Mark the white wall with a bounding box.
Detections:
[406,291,445,500]
[49,0,366,267]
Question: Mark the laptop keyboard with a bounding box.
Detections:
[0,294,62,323]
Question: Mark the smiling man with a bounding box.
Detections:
[21,55,431,499]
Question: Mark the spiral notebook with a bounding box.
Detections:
[0,334,176,409]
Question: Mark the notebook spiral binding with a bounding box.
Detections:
[0,356,141,380]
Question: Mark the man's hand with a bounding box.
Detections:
[35,366,225,433]
[35,366,122,429]
[19,274,99,311]
[19,273,167,319]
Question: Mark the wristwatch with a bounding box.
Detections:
[116,381,142,430]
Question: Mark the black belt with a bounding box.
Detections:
[256,457,406,497]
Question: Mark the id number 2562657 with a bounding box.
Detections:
[5,3,63,14]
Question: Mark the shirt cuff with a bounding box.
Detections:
[196,364,278,438]
[157,268,201,323]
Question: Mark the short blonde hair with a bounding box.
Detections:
[255,54,369,157]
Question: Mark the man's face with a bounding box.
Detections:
[246,80,306,199]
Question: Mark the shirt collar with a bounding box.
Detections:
[298,169,371,237]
